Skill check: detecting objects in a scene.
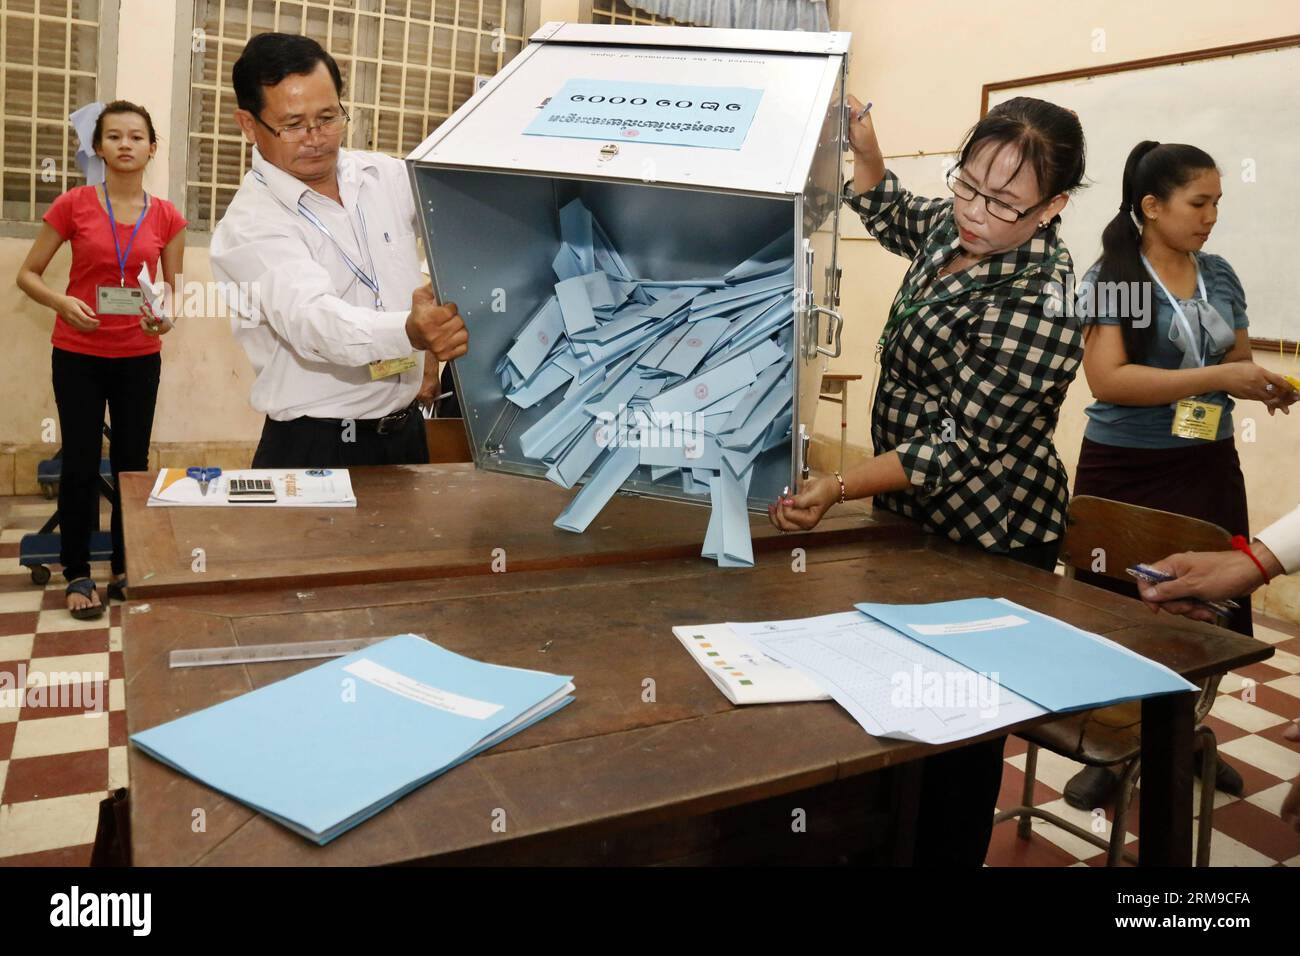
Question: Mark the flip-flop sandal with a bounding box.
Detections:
[106,577,127,602]
[66,578,105,621]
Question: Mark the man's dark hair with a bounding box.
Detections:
[232,32,344,116]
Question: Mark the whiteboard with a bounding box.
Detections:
[988,42,1300,345]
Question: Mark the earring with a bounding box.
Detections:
[1038,219,1049,228]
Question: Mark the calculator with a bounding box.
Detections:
[226,477,277,503]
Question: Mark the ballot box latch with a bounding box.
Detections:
[812,305,844,359]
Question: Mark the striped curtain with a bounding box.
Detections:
[627,0,831,31]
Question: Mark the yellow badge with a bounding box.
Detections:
[368,355,419,380]
[1171,399,1223,441]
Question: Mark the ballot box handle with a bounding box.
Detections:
[811,305,843,358]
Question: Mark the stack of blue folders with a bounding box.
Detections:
[494,198,796,567]
[130,635,575,845]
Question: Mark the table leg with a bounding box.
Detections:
[890,760,923,865]
[1140,690,1195,865]
[840,383,848,474]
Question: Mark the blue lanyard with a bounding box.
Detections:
[102,188,149,287]
[1142,253,1210,367]
[253,169,383,308]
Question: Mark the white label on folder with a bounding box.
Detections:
[343,659,503,719]
[906,614,1028,636]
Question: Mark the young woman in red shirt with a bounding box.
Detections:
[16,101,186,619]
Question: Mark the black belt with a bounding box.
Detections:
[300,402,418,436]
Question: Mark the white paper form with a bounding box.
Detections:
[672,623,829,705]
[732,612,1047,745]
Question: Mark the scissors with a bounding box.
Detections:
[186,466,222,496]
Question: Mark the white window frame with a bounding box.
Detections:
[174,0,542,238]
[0,0,120,237]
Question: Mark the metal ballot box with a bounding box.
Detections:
[406,22,848,512]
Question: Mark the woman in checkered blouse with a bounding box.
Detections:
[771,95,1085,565]
[770,94,1087,866]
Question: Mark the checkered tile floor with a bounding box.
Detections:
[988,620,1300,866]
[0,495,1297,866]
[0,498,126,865]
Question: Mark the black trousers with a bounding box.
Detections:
[910,538,1061,866]
[251,406,429,469]
[1074,436,1253,637]
[51,347,160,582]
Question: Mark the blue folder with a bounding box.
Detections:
[131,635,574,845]
[853,598,1197,713]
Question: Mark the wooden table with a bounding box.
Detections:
[118,465,918,599]
[122,532,1273,866]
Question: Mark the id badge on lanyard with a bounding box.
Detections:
[96,190,149,315]
[1143,254,1222,441]
[293,190,413,380]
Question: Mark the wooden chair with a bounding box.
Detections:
[424,417,473,463]
[992,495,1233,866]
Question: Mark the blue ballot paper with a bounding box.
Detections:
[506,297,564,380]
[556,275,597,336]
[130,635,574,845]
[554,446,640,532]
[658,316,732,378]
[559,198,594,272]
[552,244,583,282]
[726,231,795,282]
[495,198,797,567]
[592,218,633,280]
[853,598,1197,713]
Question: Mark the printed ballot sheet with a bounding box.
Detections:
[672,623,829,705]
[730,612,1047,745]
[146,468,358,508]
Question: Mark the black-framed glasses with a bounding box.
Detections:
[254,105,350,144]
[946,168,1043,224]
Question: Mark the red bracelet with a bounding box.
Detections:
[1231,535,1272,584]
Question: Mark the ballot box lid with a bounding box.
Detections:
[528,21,851,56]
[406,22,849,197]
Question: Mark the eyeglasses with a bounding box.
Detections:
[254,106,350,144]
[946,169,1043,224]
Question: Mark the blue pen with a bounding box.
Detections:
[186,466,222,496]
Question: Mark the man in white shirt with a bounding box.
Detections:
[212,33,467,467]
[1138,504,1300,835]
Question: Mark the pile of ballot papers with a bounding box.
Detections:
[131,635,575,845]
[493,198,795,567]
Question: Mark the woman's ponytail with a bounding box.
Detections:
[1091,140,1216,364]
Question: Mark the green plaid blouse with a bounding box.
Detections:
[842,171,1083,552]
